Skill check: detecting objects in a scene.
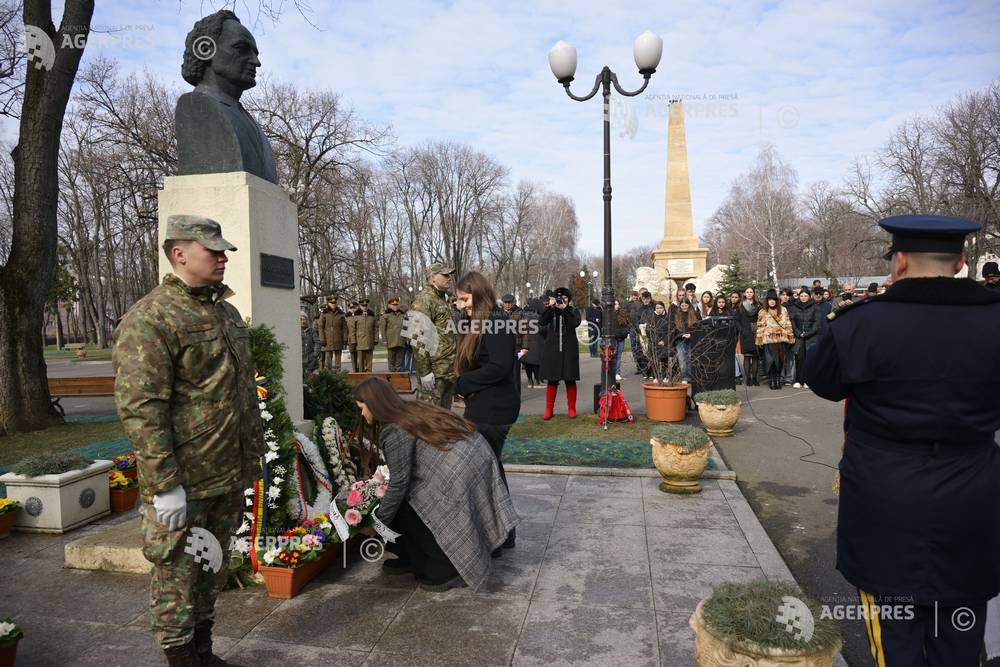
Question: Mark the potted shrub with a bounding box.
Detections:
[690,580,842,666]
[111,452,137,480]
[639,322,688,422]
[0,617,23,667]
[107,470,139,513]
[0,452,113,533]
[694,389,742,437]
[650,423,712,494]
[0,499,19,539]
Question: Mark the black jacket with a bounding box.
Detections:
[538,305,582,382]
[736,301,760,354]
[789,300,821,349]
[453,309,520,426]
[805,277,1000,606]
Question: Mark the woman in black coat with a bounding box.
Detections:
[519,299,545,388]
[788,289,821,387]
[736,286,761,386]
[538,286,582,419]
[453,271,520,549]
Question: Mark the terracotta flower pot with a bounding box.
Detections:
[651,435,710,494]
[689,599,841,666]
[0,511,15,539]
[644,382,688,422]
[109,487,139,513]
[697,402,741,437]
[0,640,18,667]
[260,543,338,599]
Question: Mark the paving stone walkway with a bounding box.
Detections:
[0,471,820,666]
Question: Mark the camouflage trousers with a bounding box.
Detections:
[415,378,454,409]
[140,490,242,649]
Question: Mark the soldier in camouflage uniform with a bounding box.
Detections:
[113,215,263,667]
[411,262,458,407]
[380,296,407,372]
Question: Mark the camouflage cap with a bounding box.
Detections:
[165,214,237,252]
[426,262,455,277]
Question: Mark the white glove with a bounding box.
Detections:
[153,485,187,531]
[420,373,436,390]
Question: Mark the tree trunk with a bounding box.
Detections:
[0,2,94,436]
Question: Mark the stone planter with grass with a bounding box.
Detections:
[694,389,742,437]
[0,452,113,533]
[650,423,712,494]
[690,580,842,666]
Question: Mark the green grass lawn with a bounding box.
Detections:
[0,416,124,468]
[43,344,113,361]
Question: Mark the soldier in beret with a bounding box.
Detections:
[113,214,262,666]
[806,214,1000,665]
[983,261,1000,290]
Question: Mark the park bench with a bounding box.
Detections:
[63,342,87,358]
[344,372,413,393]
[47,376,116,417]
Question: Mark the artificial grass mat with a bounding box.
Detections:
[504,414,720,470]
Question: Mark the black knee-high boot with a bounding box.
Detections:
[743,356,753,386]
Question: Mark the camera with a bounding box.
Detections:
[555,296,565,305]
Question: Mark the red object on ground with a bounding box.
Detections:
[597,388,635,424]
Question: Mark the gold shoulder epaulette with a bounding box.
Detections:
[827,297,871,321]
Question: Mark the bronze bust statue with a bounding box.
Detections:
[176,10,278,184]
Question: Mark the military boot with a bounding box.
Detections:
[163,642,200,667]
[194,621,228,667]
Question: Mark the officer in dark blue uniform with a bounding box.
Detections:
[805,214,1000,666]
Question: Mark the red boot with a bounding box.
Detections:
[543,384,557,420]
[566,382,577,418]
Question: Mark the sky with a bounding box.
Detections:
[33,0,1000,255]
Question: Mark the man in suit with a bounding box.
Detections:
[176,10,278,183]
[806,214,1000,666]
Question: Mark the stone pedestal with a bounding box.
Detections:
[158,172,303,423]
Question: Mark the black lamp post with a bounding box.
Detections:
[549,32,663,428]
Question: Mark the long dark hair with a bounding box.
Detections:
[454,271,498,375]
[354,377,475,451]
[674,300,698,329]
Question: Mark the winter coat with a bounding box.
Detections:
[375,423,518,592]
[755,306,796,347]
[453,308,520,426]
[650,313,672,360]
[319,307,349,351]
[789,300,821,350]
[301,325,320,374]
[520,308,545,366]
[737,301,761,354]
[379,309,406,349]
[352,311,379,351]
[538,305,582,382]
[610,308,631,341]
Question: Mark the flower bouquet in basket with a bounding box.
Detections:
[108,470,139,513]
[338,464,389,529]
[111,452,137,480]
[0,617,24,667]
[0,499,19,538]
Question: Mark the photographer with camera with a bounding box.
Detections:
[539,287,582,420]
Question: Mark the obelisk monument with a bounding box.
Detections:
[652,100,709,288]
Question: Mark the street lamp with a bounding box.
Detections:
[526,282,533,298]
[550,31,662,428]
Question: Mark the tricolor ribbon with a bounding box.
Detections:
[248,478,265,572]
[255,370,269,399]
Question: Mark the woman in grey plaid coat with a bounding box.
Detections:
[355,377,518,592]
